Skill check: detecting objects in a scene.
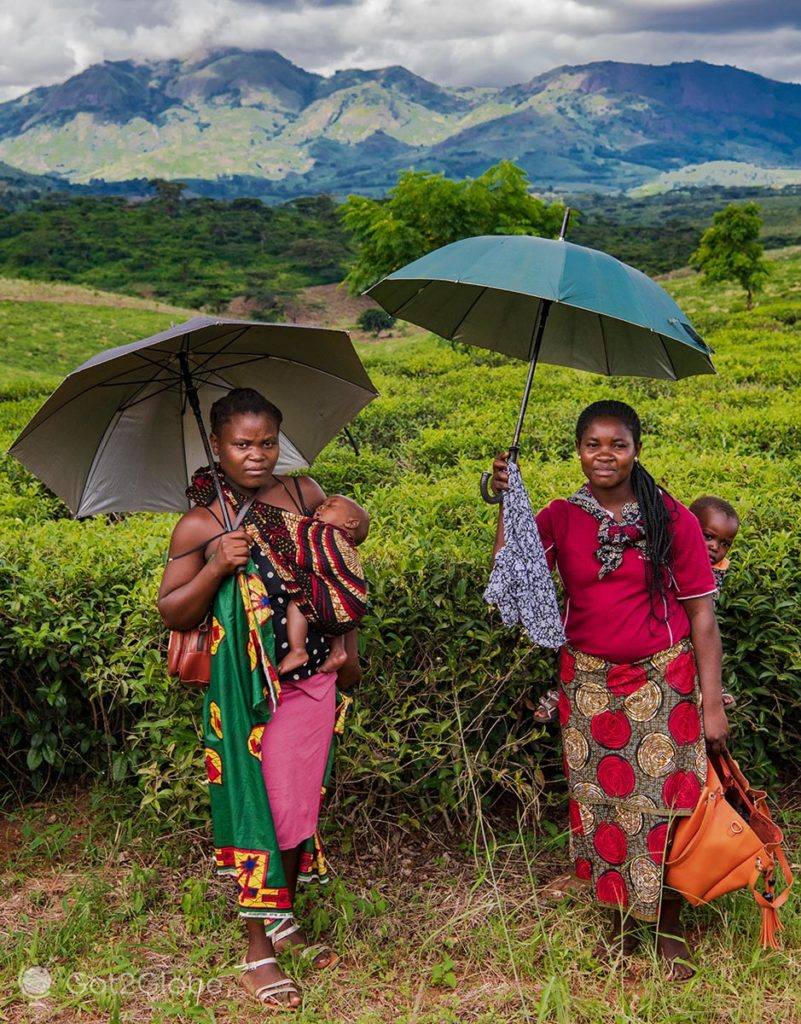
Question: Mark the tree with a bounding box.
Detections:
[689,202,769,309]
[341,161,565,294]
[147,178,187,217]
[357,309,396,336]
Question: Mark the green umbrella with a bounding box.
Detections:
[367,212,714,501]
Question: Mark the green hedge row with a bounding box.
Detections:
[1,262,800,818]
[0,480,798,822]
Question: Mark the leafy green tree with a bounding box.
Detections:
[357,309,396,336]
[147,178,187,216]
[690,202,769,308]
[341,161,565,294]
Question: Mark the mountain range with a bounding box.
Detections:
[1,48,800,198]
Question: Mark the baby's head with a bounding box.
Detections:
[689,495,740,566]
[313,494,370,545]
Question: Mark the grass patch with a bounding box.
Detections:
[3,784,799,1022]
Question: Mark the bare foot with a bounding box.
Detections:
[657,932,695,982]
[318,646,348,674]
[277,648,309,675]
[239,955,301,1008]
[595,910,641,960]
[274,922,339,970]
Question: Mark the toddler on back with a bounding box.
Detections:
[532,491,741,723]
[689,494,740,708]
[689,495,739,590]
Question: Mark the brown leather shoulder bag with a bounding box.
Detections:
[666,749,793,948]
[166,498,254,688]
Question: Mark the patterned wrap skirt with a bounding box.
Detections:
[559,639,707,920]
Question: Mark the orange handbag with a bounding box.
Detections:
[166,497,254,689]
[167,620,213,688]
[666,749,793,949]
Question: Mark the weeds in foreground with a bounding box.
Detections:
[2,782,799,1024]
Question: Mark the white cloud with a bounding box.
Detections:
[0,0,798,102]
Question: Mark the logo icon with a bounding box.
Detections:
[19,965,52,997]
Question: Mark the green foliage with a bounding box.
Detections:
[342,161,565,293]
[357,309,396,336]
[147,178,187,216]
[430,953,457,989]
[690,202,770,308]
[0,192,351,314]
[3,184,801,316]
[1,251,800,817]
[569,185,801,276]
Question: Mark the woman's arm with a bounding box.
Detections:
[157,509,251,630]
[335,628,361,691]
[682,595,729,754]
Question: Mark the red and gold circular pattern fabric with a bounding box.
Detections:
[559,639,706,920]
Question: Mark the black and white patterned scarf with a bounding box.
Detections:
[484,462,566,650]
[567,483,646,579]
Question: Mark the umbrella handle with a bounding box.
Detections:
[480,471,502,504]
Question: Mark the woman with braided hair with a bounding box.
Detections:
[490,400,729,981]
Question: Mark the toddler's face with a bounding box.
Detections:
[697,507,739,565]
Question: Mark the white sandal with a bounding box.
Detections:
[272,919,303,945]
[533,688,560,723]
[273,918,339,970]
[235,955,301,1009]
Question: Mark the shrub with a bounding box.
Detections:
[357,309,396,336]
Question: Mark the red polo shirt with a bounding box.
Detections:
[536,495,716,664]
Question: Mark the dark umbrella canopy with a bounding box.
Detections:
[368,234,714,380]
[10,316,377,517]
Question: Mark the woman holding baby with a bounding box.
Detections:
[158,387,368,1009]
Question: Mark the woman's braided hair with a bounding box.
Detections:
[575,400,676,617]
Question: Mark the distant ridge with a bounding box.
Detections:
[0,49,800,197]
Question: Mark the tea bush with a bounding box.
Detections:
[1,255,800,819]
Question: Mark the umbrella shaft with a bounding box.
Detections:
[179,352,234,532]
[509,298,552,464]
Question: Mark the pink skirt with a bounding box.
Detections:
[260,671,337,850]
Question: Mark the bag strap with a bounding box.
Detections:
[293,476,310,516]
[233,496,255,530]
[167,496,256,564]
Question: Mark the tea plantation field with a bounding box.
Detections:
[1,258,799,1023]
[1,254,800,808]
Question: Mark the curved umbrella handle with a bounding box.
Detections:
[480,471,503,504]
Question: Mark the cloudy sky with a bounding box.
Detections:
[1,0,799,101]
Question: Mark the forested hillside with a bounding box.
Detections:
[2,185,801,311]
[0,191,350,314]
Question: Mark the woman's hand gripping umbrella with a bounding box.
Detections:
[10,316,378,1008]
